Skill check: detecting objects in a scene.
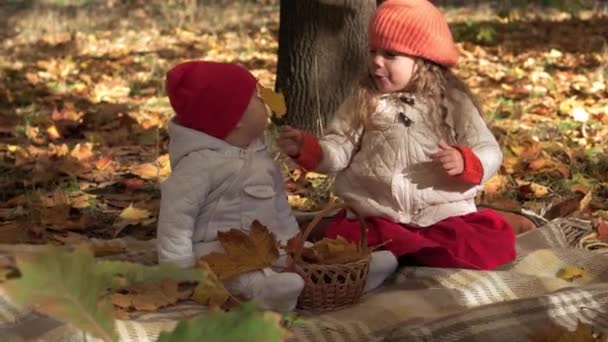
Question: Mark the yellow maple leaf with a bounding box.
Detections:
[119,204,151,221]
[258,84,286,117]
[192,262,231,308]
[556,266,586,282]
[198,220,279,280]
[70,142,95,161]
[129,155,171,181]
[46,125,61,140]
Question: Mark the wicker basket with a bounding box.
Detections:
[292,203,370,312]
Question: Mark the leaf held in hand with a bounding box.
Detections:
[258,84,286,117]
[198,220,279,280]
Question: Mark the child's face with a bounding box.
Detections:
[225,94,269,147]
[368,47,416,93]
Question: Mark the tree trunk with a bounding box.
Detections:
[276,0,376,136]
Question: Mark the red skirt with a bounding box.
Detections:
[325,209,516,270]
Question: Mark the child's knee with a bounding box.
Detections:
[370,250,398,274]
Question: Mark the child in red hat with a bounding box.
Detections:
[279,0,516,274]
[158,61,305,311]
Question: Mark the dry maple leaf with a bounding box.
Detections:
[110,279,191,312]
[284,232,305,260]
[301,236,369,265]
[544,194,586,220]
[198,220,279,280]
[192,262,231,308]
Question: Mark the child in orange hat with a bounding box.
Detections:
[279,0,516,274]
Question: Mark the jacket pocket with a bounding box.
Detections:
[242,184,277,229]
[243,185,276,199]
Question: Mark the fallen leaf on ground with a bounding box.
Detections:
[192,262,231,308]
[113,204,155,237]
[198,220,279,280]
[111,279,191,312]
[544,194,585,220]
[483,174,510,197]
[556,266,587,282]
[129,154,170,181]
[70,143,95,161]
[119,204,151,221]
[579,191,593,212]
[516,180,550,199]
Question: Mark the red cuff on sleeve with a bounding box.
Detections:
[293,131,323,171]
[452,145,484,185]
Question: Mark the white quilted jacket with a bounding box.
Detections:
[157,120,299,268]
[316,88,502,227]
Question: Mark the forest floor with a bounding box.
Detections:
[0,0,607,246]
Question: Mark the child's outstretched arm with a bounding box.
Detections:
[278,96,363,173]
[157,155,208,268]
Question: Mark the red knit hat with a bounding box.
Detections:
[369,0,459,67]
[166,61,257,139]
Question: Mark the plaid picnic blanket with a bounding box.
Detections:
[1,218,607,342]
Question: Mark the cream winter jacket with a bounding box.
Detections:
[316,88,502,227]
[157,120,299,268]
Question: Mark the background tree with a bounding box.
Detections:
[275,0,376,135]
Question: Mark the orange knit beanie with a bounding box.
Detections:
[369,0,459,67]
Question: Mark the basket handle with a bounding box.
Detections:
[294,202,368,262]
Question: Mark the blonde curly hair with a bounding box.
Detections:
[349,58,483,138]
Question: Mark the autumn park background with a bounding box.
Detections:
[0,0,607,341]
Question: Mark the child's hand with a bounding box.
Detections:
[430,140,464,176]
[278,125,303,157]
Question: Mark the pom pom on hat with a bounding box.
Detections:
[166,61,257,139]
[369,0,459,67]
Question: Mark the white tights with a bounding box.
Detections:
[224,251,398,312]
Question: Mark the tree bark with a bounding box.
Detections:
[276,0,376,136]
